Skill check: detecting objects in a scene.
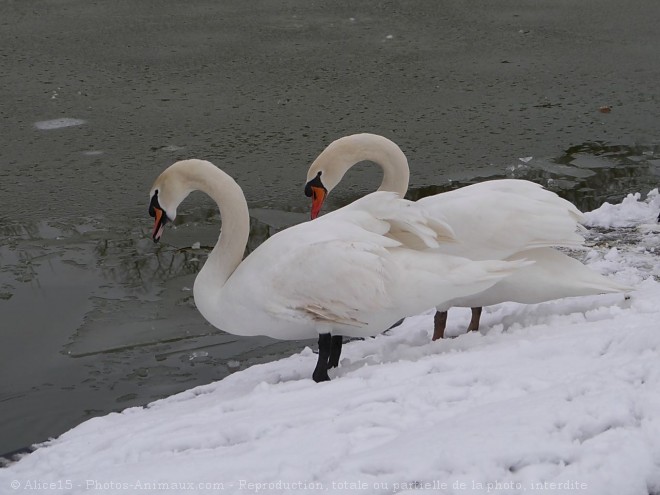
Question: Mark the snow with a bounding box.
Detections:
[584,189,660,228]
[3,192,660,495]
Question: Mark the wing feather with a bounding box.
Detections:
[266,239,395,326]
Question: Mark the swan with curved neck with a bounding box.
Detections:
[305,134,410,217]
[304,134,629,338]
[149,159,532,381]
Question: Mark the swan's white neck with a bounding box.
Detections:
[171,160,250,291]
[311,134,410,196]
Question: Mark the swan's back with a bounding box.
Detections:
[417,179,585,259]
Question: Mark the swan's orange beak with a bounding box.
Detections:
[151,207,167,242]
[309,186,326,220]
[149,192,168,243]
[305,172,328,220]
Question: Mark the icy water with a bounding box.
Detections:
[2,0,660,460]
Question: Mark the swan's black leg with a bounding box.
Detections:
[312,333,332,382]
[467,307,482,332]
[328,335,343,369]
[432,310,448,340]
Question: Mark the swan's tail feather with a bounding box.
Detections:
[396,254,534,314]
[576,276,633,295]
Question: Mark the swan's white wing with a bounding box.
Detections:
[265,239,397,327]
[418,179,585,259]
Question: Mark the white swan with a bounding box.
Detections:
[304,133,629,338]
[149,159,531,382]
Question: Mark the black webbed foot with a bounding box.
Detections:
[312,369,331,382]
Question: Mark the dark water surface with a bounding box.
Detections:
[2,0,660,457]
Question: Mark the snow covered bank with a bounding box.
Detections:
[2,192,660,495]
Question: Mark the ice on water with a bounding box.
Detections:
[34,118,86,130]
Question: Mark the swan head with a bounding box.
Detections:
[149,160,197,242]
[304,136,363,219]
[304,133,409,219]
